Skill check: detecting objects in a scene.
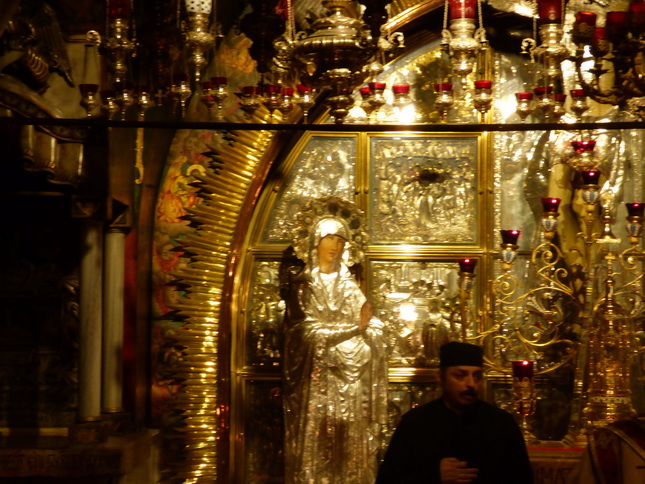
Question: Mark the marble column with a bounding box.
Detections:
[78,219,104,421]
[102,228,126,413]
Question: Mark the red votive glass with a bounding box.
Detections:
[79,83,99,95]
[541,198,561,213]
[534,86,554,96]
[475,80,493,89]
[500,230,521,245]
[537,0,562,22]
[449,0,476,19]
[629,0,645,34]
[458,258,477,273]
[297,84,313,93]
[369,82,386,91]
[242,86,260,95]
[572,140,596,152]
[576,11,597,27]
[434,83,454,92]
[392,84,410,94]
[211,77,227,85]
[573,11,598,44]
[591,27,609,56]
[512,360,534,380]
[570,89,586,98]
[515,92,534,100]
[626,203,645,217]
[581,170,601,185]
[593,27,607,42]
[109,0,130,18]
[359,87,371,96]
[606,11,628,42]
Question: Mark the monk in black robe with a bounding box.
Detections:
[377,342,532,484]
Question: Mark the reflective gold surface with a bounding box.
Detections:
[170,128,274,482]
[172,19,645,480]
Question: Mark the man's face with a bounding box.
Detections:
[439,365,483,412]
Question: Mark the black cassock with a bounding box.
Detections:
[376,398,533,484]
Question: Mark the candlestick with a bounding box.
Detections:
[626,202,645,245]
[297,85,315,123]
[434,83,454,121]
[569,89,589,120]
[511,360,539,443]
[500,230,520,270]
[473,80,493,117]
[515,92,534,122]
[570,141,599,172]
[367,82,387,121]
[591,27,609,58]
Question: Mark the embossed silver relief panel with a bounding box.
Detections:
[263,136,357,243]
[245,260,285,368]
[369,260,476,368]
[369,136,478,244]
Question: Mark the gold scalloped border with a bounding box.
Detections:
[169,126,273,481]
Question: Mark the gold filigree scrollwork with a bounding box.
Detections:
[485,236,577,375]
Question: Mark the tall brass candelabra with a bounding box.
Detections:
[456,168,645,442]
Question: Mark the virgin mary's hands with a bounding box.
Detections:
[359,301,373,330]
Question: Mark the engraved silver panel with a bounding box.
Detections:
[369,260,477,368]
[245,260,285,368]
[263,136,357,243]
[370,136,478,244]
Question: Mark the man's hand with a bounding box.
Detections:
[440,457,478,484]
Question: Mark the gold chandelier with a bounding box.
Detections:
[519,0,645,121]
[270,0,404,123]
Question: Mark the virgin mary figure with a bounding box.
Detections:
[282,196,388,484]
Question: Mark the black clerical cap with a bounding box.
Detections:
[439,341,483,368]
